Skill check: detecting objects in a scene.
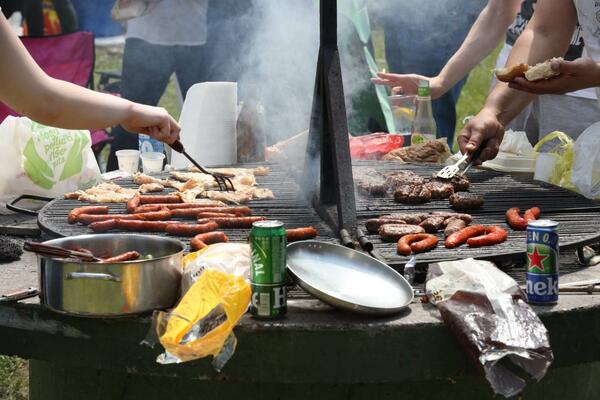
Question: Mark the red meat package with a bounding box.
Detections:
[349,133,405,160]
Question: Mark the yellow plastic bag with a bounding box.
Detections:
[533,131,576,191]
[153,269,251,370]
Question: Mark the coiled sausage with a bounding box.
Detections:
[190,231,229,251]
[444,225,486,248]
[397,233,438,256]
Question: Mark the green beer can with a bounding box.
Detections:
[249,282,287,319]
[250,220,287,284]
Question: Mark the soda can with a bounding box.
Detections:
[138,134,164,154]
[250,220,287,284]
[526,219,559,304]
[249,282,287,319]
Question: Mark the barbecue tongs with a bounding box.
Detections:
[170,140,235,191]
[436,148,481,179]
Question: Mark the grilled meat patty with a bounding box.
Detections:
[394,184,432,204]
[419,216,446,233]
[378,224,426,242]
[365,218,406,234]
[425,179,454,199]
[449,192,484,210]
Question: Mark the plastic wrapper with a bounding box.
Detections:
[426,258,553,398]
[145,245,251,371]
[181,243,250,294]
[349,133,405,160]
[499,129,534,155]
[533,131,575,191]
[571,121,600,200]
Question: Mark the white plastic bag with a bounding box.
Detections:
[499,130,534,155]
[0,116,102,199]
[571,121,600,200]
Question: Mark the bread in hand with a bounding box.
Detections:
[524,57,562,81]
[494,63,529,82]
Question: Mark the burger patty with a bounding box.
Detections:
[449,192,484,210]
[394,184,432,204]
[378,224,426,242]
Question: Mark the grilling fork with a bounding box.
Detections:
[436,152,469,179]
[169,140,235,191]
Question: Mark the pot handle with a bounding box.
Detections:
[67,272,121,282]
[7,194,54,216]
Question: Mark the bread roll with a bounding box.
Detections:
[494,63,528,82]
[524,57,562,81]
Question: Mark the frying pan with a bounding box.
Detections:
[287,241,413,315]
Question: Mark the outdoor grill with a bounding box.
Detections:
[35,0,600,279]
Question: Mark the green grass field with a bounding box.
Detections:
[0,39,501,400]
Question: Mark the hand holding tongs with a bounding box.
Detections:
[24,241,102,262]
[169,140,235,191]
[436,148,481,179]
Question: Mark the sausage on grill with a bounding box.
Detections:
[134,203,224,213]
[286,227,318,242]
[378,224,425,242]
[77,213,139,225]
[467,226,508,247]
[430,211,473,224]
[445,225,486,248]
[68,206,109,224]
[139,194,181,204]
[170,206,251,218]
[89,219,118,232]
[196,216,266,229]
[506,207,541,230]
[164,222,218,236]
[103,251,141,263]
[397,233,438,256]
[190,231,229,251]
[127,194,141,213]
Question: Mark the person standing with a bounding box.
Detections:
[375,0,486,144]
[106,0,209,171]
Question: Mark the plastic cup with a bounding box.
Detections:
[115,150,139,174]
[534,152,558,183]
[141,152,166,174]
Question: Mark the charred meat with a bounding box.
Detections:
[394,184,432,204]
[419,216,446,233]
[366,218,406,234]
[449,192,484,210]
[378,224,426,242]
[443,217,467,237]
[425,179,454,199]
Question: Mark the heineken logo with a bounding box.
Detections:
[527,245,556,273]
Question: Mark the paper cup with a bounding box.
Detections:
[141,152,166,174]
[534,152,558,183]
[116,150,139,174]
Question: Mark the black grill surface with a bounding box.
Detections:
[38,165,335,251]
[353,161,600,268]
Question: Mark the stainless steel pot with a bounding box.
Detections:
[38,234,184,317]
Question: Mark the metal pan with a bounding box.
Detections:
[287,241,413,315]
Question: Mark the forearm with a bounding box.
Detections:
[436,0,519,92]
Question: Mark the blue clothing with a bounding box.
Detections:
[379,0,485,143]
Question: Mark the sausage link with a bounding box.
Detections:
[139,195,182,204]
[165,222,218,236]
[397,233,438,256]
[197,216,266,228]
[467,226,508,248]
[444,225,486,248]
[136,209,172,221]
[195,212,239,219]
[68,206,109,224]
[286,227,318,242]
[89,219,118,232]
[127,194,141,213]
[506,207,527,230]
[78,213,139,225]
[116,219,170,232]
[103,251,141,263]
[190,231,229,251]
[524,207,541,222]
[134,203,225,213]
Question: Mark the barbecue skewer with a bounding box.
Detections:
[169,140,235,191]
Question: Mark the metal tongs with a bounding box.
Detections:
[23,241,102,262]
[436,149,479,179]
[169,140,235,191]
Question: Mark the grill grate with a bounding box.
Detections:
[352,161,600,268]
[38,165,336,251]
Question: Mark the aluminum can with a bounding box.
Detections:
[526,220,559,304]
[249,282,287,319]
[250,220,287,284]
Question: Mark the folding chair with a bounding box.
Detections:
[0,30,113,158]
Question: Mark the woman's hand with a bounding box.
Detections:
[121,103,180,144]
[371,72,445,99]
[508,58,600,95]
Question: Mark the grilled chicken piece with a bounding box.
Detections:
[139,183,164,193]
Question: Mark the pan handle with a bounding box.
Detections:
[6,194,54,216]
[67,272,121,282]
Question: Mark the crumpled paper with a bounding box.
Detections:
[426,258,553,398]
[499,129,535,155]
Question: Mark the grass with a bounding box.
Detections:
[0,356,28,400]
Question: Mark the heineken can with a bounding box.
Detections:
[249,282,287,319]
[250,220,287,284]
[526,220,559,304]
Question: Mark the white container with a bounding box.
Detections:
[482,151,536,174]
[171,82,238,168]
[141,152,165,174]
[534,152,559,183]
[115,149,139,174]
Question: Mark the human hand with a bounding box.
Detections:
[457,109,505,164]
[508,58,600,95]
[121,103,180,144]
[371,72,445,99]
